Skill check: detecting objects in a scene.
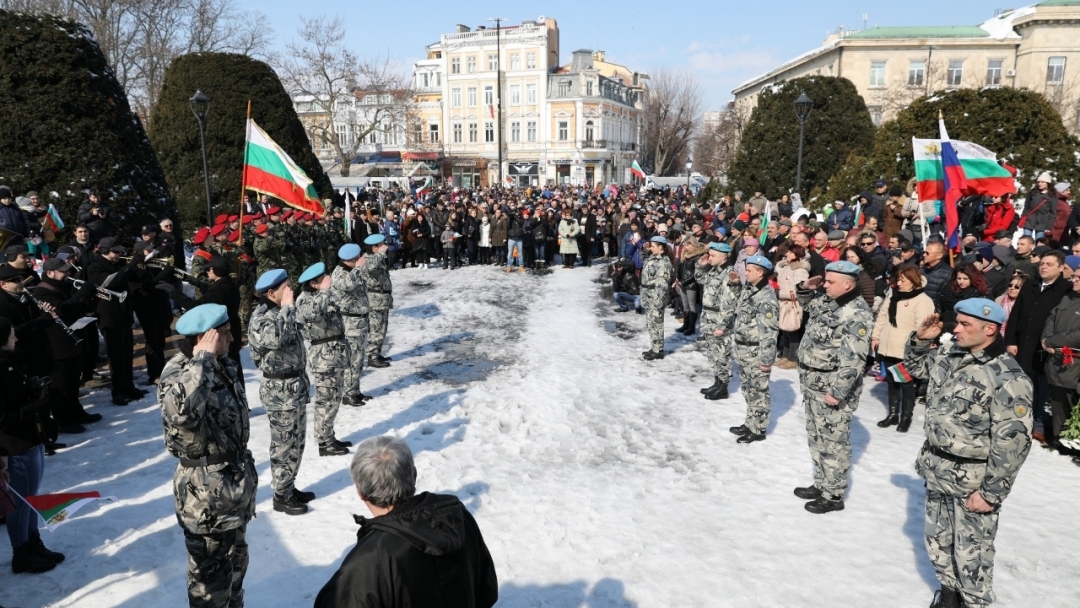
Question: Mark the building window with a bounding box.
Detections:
[488,54,497,71]
[335,124,348,146]
[451,57,460,74]
[585,120,594,142]
[410,123,421,146]
[484,122,494,142]
[526,53,536,69]
[1048,56,1066,84]
[436,72,441,86]
[586,80,594,96]
[987,59,1003,86]
[452,88,461,108]
[484,85,494,106]
[558,80,571,97]
[467,87,477,107]
[510,84,520,105]
[868,106,883,127]
[526,84,537,104]
[421,73,429,88]
[908,61,925,87]
[466,56,476,73]
[428,123,439,144]
[869,61,885,87]
[510,53,520,70]
[527,121,537,142]
[947,60,963,87]
[558,121,568,141]
[511,121,520,142]
[453,123,462,143]
[468,122,477,143]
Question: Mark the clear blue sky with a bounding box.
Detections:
[244,0,1008,111]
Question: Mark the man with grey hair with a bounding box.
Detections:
[314,436,498,608]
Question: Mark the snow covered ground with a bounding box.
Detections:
[3,264,1078,607]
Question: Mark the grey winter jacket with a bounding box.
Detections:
[1042,291,1080,389]
[921,262,953,310]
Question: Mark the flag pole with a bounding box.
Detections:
[239,100,252,248]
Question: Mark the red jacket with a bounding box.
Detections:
[1051,196,1071,244]
[981,201,1016,242]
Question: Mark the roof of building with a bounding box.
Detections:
[844,26,990,39]
[1037,0,1080,6]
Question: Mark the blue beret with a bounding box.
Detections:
[825,260,861,277]
[954,297,1006,325]
[364,234,386,246]
[1066,255,1080,271]
[255,269,289,293]
[175,304,229,336]
[650,235,668,245]
[299,262,326,284]
[338,243,362,260]
[708,242,732,253]
[746,254,774,272]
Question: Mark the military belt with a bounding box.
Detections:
[735,340,759,346]
[925,442,987,465]
[340,312,369,318]
[310,334,344,345]
[799,363,835,373]
[367,289,388,294]
[179,451,245,468]
[702,305,720,312]
[263,370,303,380]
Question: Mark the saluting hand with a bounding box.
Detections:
[916,314,943,341]
[280,284,295,306]
[193,329,219,357]
[801,276,823,290]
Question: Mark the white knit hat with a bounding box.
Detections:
[1037,171,1053,183]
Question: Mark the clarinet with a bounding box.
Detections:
[23,291,84,346]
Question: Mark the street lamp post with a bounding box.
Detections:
[685,159,693,195]
[189,90,214,225]
[488,17,505,188]
[793,91,814,198]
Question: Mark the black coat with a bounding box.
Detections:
[0,351,46,456]
[313,493,497,608]
[1005,277,1072,376]
[32,276,95,359]
[76,199,116,243]
[85,254,134,329]
[0,289,55,377]
[167,276,242,360]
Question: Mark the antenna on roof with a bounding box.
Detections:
[863,13,868,30]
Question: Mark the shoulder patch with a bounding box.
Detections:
[1014,404,1029,418]
[857,327,867,336]
[765,311,773,318]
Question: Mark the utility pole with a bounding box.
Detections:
[488,17,505,188]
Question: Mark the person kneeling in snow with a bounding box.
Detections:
[314,436,498,608]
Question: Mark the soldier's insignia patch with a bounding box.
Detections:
[983,305,992,317]
[1014,404,1029,417]
[765,311,773,318]
[858,328,867,336]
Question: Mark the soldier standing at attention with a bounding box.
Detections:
[159,304,257,607]
[905,299,1032,608]
[722,255,780,444]
[247,269,313,516]
[697,242,736,400]
[640,235,673,361]
[793,260,874,514]
[360,234,393,368]
[295,262,352,457]
[332,243,371,406]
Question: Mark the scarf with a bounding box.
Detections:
[888,288,924,327]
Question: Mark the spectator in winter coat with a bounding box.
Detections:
[860,190,883,229]
[882,185,907,238]
[1041,261,1080,451]
[0,186,29,239]
[843,246,878,309]
[868,180,889,224]
[1049,183,1072,245]
[611,258,642,312]
[1019,172,1057,239]
[937,263,989,333]
[920,241,953,309]
[982,195,1017,243]
[75,191,115,244]
[314,437,498,608]
[826,200,854,232]
[747,191,768,217]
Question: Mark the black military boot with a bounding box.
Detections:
[929,587,961,608]
[292,488,316,504]
[367,357,390,369]
[729,425,749,436]
[642,350,664,361]
[273,493,309,515]
[704,383,729,400]
[333,438,353,448]
[794,486,822,500]
[683,312,697,336]
[319,442,349,456]
[674,315,690,334]
[737,432,766,444]
[11,543,57,573]
[897,390,916,433]
[342,393,367,407]
[878,390,901,428]
[804,497,845,514]
[28,532,64,564]
[700,376,720,394]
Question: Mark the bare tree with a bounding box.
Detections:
[282,15,412,177]
[693,103,749,179]
[641,68,703,177]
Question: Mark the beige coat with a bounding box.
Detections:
[872,291,935,358]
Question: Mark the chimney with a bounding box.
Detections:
[455,24,470,33]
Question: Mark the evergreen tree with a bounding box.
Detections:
[0,11,174,240]
[149,52,331,230]
[729,76,875,200]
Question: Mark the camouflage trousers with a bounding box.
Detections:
[800,379,854,501]
[342,316,369,397]
[925,490,1000,606]
[366,308,389,358]
[311,370,343,446]
[734,348,771,435]
[260,377,308,496]
[238,285,253,332]
[184,527,248,608]
[701,327,732,383]
[644,304,665,354]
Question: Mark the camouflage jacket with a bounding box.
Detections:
[698,264,736,330]
[360,252,393,311]
[905,336,1033,505]
[158,349,257,534]
[252,232,279,277]
[639,254,672,309]
[796,288,874,403]
[330,264,370,316]
[247,301,307,376]
[295,289,349,375]
[724,278,779,367]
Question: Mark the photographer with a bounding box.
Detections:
[76,189,116,244]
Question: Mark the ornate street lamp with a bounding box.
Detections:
[793,91,813,198]
[685,159,693,193]
[189,90,214,224]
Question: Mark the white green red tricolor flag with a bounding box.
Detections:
[630,160,645,180]
[416,177,433,197]
[11,488,116,532]
[243,118,326,217]
[887,362,914,384]
[42,204,64,233]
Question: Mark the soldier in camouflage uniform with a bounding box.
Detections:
[793,260,874,514]
[904,298,1032,608]
[640,236,673,360]
[279,213,305,292]
[360,234,393,368]
[247,269,313,516]
[190,227,214,297]
[252,224,278,280]
[721,255,779,443]
[697,242,737,400]
[159,304,257,608]
[331,243,371,406]
[326,207,346,268]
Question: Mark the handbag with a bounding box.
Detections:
[779,297,803,331]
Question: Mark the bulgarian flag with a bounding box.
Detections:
[10,488,116,532]
[887,362,914,384]
[42,204,64,233]
[630,160,645,180]
[243,118,326,217]
[416,177,433,197]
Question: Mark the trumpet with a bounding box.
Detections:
[120,254,175,269]
[66,277,128,303]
